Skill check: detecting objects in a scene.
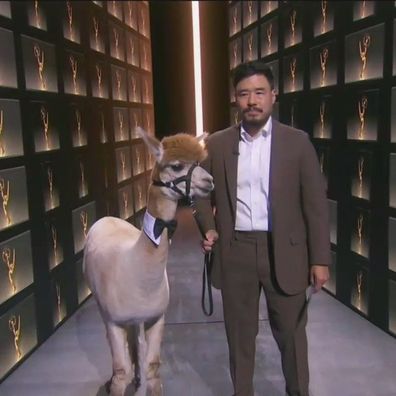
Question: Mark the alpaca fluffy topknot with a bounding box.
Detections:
[160,133,207,164]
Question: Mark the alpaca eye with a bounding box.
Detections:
[170,164,184,172]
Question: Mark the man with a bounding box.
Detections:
[193,60,330,396]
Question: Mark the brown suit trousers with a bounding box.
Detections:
[223,231,308,396]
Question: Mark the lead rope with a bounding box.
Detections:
[201,251,213,316]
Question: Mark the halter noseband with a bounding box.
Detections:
[152,162,199,205]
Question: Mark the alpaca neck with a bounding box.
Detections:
[132,183,178,262]
[146,185,178,221]
[125,185,177,288]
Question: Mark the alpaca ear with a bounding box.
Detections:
[197,132,209,143]
[135,127,163,162]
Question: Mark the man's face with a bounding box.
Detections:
[235,74,276,128]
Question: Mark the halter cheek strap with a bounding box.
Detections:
[152,162,199,204]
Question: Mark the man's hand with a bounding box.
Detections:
[310,265,329,292]
[201,229,219,253]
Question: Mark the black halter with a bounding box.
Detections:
[152,162,199,205]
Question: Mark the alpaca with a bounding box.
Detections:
[83,128,213,396]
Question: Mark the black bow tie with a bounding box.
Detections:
[153,218,178,239]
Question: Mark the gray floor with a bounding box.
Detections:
[1,207,396,396]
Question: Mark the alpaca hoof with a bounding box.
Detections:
[147,378,163,396]
[105,379,111,394]
[109,377,129,396]
[133,375,141,388]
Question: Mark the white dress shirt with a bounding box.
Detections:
[235,116,272,231]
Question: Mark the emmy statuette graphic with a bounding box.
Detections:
[359,34,371,80]
[321,0,327,34]
[319,101,326,138]
[320,47,329,87]
[2,247,16,294]
[0,109,5,156]
[69,55,78,94]
[357,213,364,254]
[51,224,58,265]
[93,17,100,51]
[80,210,88,239]
[266,23,272,55]
[356,270,363,310]
[34,44,46,90]
[290,57,297,91]
[290,9,297,46]
[96,64,102,97]
[66,1,73,41]
[0,177,11,226]
[358,157,364,197]
[8,315,22,361]
[358,95,368,140]
[247,33,253,61]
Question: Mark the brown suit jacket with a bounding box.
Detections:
[194,120,331,295]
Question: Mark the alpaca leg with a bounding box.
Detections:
[145,315,165,396]
[126,325,137,386]
[135,322,148,396]
[106,322,133,396]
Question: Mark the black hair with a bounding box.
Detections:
[232,60,275,90]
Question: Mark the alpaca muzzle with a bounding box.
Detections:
[152,162,199,205]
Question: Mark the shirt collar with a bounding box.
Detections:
[240,116,272,142]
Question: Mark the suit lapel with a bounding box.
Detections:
[269,120,282,231]
[224,125,240,222]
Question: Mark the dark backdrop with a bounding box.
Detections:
[150,1,229,139]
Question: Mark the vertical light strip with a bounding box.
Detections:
[192,1,203,137]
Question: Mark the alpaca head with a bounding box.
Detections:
[137,128,214,202]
